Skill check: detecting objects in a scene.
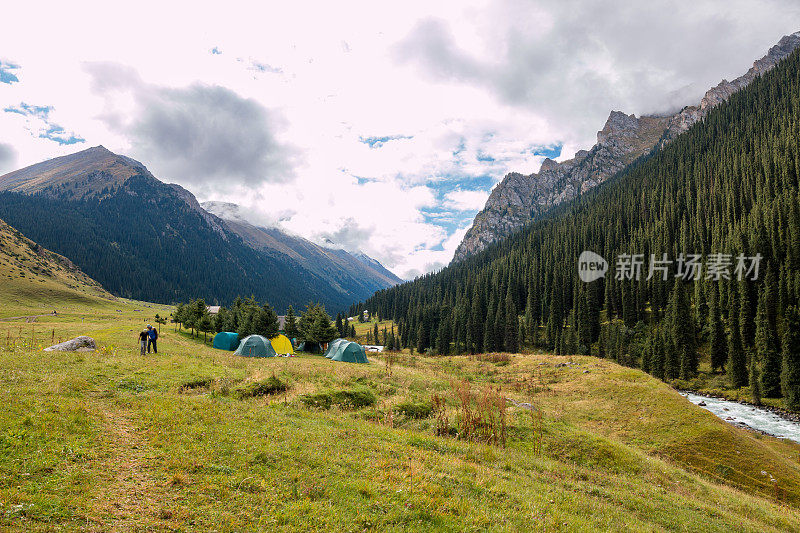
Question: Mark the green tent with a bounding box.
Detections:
[234,335,277,358]
[329,340,369,364]
[212,332,240,351]
[324,338,347,359]
[297,341,322,354]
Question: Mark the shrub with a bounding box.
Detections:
[395,400,433,419]
[179,377,213,392]
[300,387,376,410]
[236,375,287,399]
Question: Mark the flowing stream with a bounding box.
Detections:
[682,392,800,444]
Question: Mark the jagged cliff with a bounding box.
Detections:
[453,31,800,262]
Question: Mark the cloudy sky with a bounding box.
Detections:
[1,1,799,278]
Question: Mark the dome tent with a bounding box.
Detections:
[329,340,369,364]
[324,338,347,359]
[234,335,277,358]
[212,332,240,351]
[270,334,294,355]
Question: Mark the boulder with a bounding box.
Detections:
[44,336,97,352]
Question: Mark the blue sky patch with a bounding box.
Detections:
[531,143,562,159]
[4,102,85,145]
[4,103,53,118]
[249,60,282,74]
[0,61,20,84]
[359,135,413,148]
[39,125,85,145]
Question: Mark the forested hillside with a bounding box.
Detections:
[0,173,340,311]
[362,47,800,406]
[0,147,399,312]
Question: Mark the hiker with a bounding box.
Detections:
[147,324,158,354]
[138,329,148,355]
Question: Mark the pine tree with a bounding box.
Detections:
[671,282,697,379]
[727,293,748,388]
[782,306,800,410]
[284,305,299,339]
[436,308,453,355]
[756,286,782,398]
[524,288,536,347]
[739,281,755,348]
[252,304,279,339]
[503,288,518,353]
[709,287,727,372]
[749,352,762,406]
[577,289,592,355]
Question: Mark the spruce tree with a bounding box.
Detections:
[524,288,536,347]
[727,293,748,388]
[756,286,782,397]
[578,289,592,355]
[709,286,727,372]
[503,289,518,353]
[739,281,755,348]
[671,282,697,379]
[284,305,299,339]
[749,352,762,406]
[782,306,800,410]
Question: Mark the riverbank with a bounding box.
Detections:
[680,390,800,444]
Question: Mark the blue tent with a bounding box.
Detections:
[212,332,240,351]
[328,340,369,364]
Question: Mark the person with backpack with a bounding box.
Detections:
[147,324,158,354]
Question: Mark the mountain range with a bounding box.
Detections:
[453,31,800,261]
[0,147,399,310]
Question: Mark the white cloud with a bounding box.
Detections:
[444,189,490,211]
[0,0,799,279]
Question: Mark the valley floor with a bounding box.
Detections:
[1,298,800,531]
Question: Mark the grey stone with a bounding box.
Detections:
[44,336,97,352]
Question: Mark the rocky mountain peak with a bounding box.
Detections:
[452,31,800,263]
[597,111,641,144]
[539,158,559,172]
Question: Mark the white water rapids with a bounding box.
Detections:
[682,392,800,444]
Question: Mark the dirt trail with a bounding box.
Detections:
[86,401,177,531]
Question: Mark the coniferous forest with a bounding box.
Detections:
[359,48,800,408]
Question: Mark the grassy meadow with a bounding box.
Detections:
[2,226,800,531]
[1,288,800,531]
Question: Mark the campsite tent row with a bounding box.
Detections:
[214,333,368,364]
[213,332,294,356]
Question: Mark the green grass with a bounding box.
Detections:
[1,302,800,531]
[0,244,799,530]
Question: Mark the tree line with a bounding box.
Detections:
[359,47,800,409]
[173,297,340,345]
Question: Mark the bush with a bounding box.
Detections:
[180,377,213,392]
[301,387,376,410]
[236,375,287,399]
[395,400,433,419]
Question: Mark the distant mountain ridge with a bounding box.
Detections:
[0,146,398,310]
[453,31,800,261]
[202,200,401,291]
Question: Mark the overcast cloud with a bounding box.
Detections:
[1,0,799,278]
[0,143,16,173]
[84,63,297,189]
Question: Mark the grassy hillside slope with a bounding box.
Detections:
[1,297,799,530]
[0,217,113,318]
